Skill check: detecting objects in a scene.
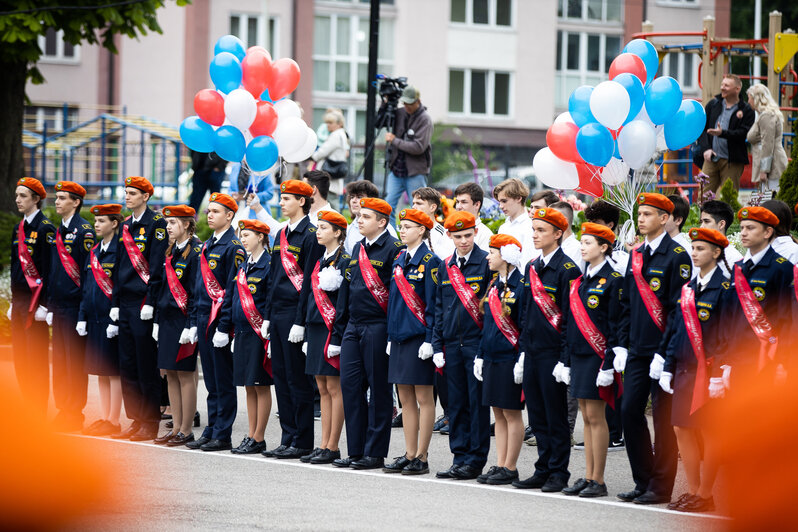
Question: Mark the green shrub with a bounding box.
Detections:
[777,137,798,220]
[720,179,742,213]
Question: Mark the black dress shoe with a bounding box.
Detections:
[129,425,158,441]
[633,490,671,505]
[332,455,360,468]
[238,439,266,455]
[402,457,429,475]
[82,419,105,435]
[667,492,693,510]
[678,494,715,513]
[300,448,323,463]
[451,465,482,480]
[562,477,590,496]
[350,456,384,470]
[153,431,175,444]
[435,464,460,479]
[200,439,233,452]
[231,437,253,454]
[384,454,412,473]
[617,489,645,502]
[439,423,450,436]
[478,466,501,484]
[194,411,201,427]
[262,444,288,457]
[274,446,312,459]
[512,473,548,489]
[186,436,211,450]
[486,467,519,485]
[541,476,568,493]
[310,449,341,464]
[166,432,194,446]
[579,480,608,498]
[111,423,140,439]
[164,420,174,429]
[391,412,403,428]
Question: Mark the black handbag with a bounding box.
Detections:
[322,159,349,179]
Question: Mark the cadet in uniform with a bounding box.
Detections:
[615,193,693,505]
[330,198,405,470]
[47,181,94,430]
[384,208,441,476]
[10,177,55,414]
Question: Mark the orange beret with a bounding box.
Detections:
[489,233,522,250]
[637,192,674,214]
[688,227,728,248]
[581,222,616,245]
[124,176,154,196]
[209,192,238,213]
[238,219,270,235]
[398,208,433,230]
[54,181,86,198]
[317,210,348,230]
[162,205,196,218]
[17,177,46,199]
[280,179,313,197]
[359,197,392,217]
[532,207,569,232]
[444,211,477,233]
[90,204,122,216]
[737,206,779,227]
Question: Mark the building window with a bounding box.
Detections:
[555,30,622,108]
[450,0,513,27]
[448,68,512,117]
[230,14,280,57]
[557,0,621,23]
[38,28,79,63]
[657,53,698,92]
[24,105,80,133]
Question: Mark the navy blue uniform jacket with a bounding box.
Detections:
[387,243,441,344]
[111,208,168,307]
[479,268,523,363]
[10,211,55,302]
[48,215,95,309]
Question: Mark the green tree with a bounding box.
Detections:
[777,136,798,211]
[0,0,188,211]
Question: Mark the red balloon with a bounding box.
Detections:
[609,53,647,85]
[242,49,274,99]
[268,58,301,101]
[193,89,225,126]
[546,122,582,163]
[249,101,279,137]
[247,46,270,56]
[575,163,604,198]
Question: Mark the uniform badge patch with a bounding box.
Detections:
[155,228,166,240]
[248,283,257,294]
[175,268,183,279]
[587,295,599,309]
[698,308,710,321]
[753,286,765,301]
[234,255,245,267]
[470,283,480,292]
[649,277,661,291]
[208,259,217,270]
[680,265,690,279]
[46,234,55,244]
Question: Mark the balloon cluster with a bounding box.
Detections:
[179,35,317,172]
[535,39,707,197]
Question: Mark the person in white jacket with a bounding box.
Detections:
[454,182,492,251]
[311,109,350,205]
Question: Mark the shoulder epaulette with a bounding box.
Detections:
[563,262,576,269]
[611,271,622,278]
[153,213,163,220]
[394,241,403,247]
[673,246,685,254]
[423,253,433,263]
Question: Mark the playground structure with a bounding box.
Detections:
[638,11,798,201]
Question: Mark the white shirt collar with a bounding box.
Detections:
[61,214,74,228]
[213,227,229,241]
[100,239,111,253]
[312,202,332,217]
[288,215,307,233]
[455,249,472,263]
[743,244,771,266]
[365,229,387,246]
[24,209,40,224]
[586,259,607,278]
[175,238,190,251]
[697,266,717,288]
[248,249,265,264]
[540,248,558,267]
[323,247,338,261]
[405,243,422,259]
[131,210,146,223]
[645,231,667,253]
[507,210,530,225]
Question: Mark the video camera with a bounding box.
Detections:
[374,74,407,131]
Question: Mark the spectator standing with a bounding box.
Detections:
[746,84,788,193]
[189,151,227,212]
[311,110,350,207]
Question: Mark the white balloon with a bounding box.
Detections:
[617,120,657,170]
[554,112,575,125]
[532,147,579,189]
[634,103,655,128]
[273,99,301,120]
[224,89,257,130]
[602,157,630,186]
[284,128,318,163]
[590,81,630,131]
[272,116,308,155]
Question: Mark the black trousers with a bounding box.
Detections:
[118,302,160,428]
[621,355,677,495]
[607,388,624,442]
[11,295,50,415]
[445,343,490,469]
[197,313,236,441]
[51,305,87,418]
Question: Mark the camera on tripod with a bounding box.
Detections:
[374,74,407,131]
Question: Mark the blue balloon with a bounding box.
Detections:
[245,136,279,172]
[623,39,659,86]
[214,35,246,62]
[179,116,215,153]
[664,99,707,150]
[259,88,273,103]
[644,76,683,125]
[614,73,645,125]
[568,86,596,128]
[576,123,614,167]
[214,126,246,162]
[210,52,242,94]
[613,138,621,160]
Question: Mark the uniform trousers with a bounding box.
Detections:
[118,302,160,428]
[11,295,50,415]
[198,313,236,441]
[445,343,490,469]
[51,305,87,418]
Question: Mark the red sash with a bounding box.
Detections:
[445,255,483,329]
[279,229,304,292]
[527,262,563,333]
[236,268,272,377]
[358,244,389,313]
[569,276,622,408]
[164,253,197,361]
[734,264,778,371]
[680,285,709,414]
[200,243,226,334]
[89,244,113,300]
[631,247,666,332]
[487,286,520,348]
[394,253,426,325]
[122,224,150,284]
[311,261,339,371]
[55,229,81,287]
[793,265,797,303]
[16,221,44,328]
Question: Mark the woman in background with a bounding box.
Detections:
[746,84,788,193]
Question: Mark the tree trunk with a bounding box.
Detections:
[0,60,28,212]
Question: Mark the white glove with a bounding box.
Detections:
[212,330,230,348]
[327,344,341,359]
[267,341,272,359]
[106,324,119,338]
[561,366,571,386]
[152,323,159,342]
[433,352,445,368]
[659,372,674,394]
[188,326,198,344]
[109,307,119,322]
[386,341,391,356]
[179,328,191,344]
[45,312,53,326]
[552,361,565,383]
[6,304,11,321]
[708,377,725,399]
[649,354,665,380]
[418,342,433,360]
[140,304,154,320]
[513,352,525,384]
[288,324,305,343]
[612,347,628,373]
[34,305,48,321]
[231,339,235,353]
[596,369,614,387]
[302,342,308,355]
[76,321,88,336]
[721,365,731,390]
[473,358,483,381]
[260,320,270,339]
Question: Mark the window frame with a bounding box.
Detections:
[448,67,514,118]
[658,52,699,93]
[554,30,623,108]
[449,0,515,29]
[229,13,280,57]
[37,29,80,64]
[557,0,623,24]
